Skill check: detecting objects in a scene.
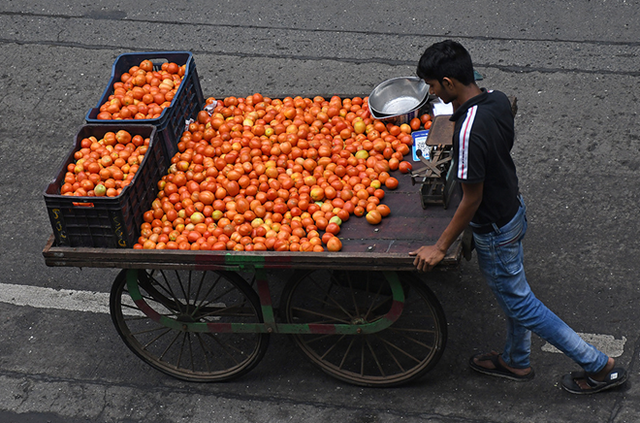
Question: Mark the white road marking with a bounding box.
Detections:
[0,283,222,318]
[542,333,627,358]
[0,282,111,314]
[0,283,628,357]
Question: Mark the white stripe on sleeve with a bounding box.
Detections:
[457,106,477,180]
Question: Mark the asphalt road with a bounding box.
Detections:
[1,1,639,422]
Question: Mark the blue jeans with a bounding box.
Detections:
[471,196,608,373]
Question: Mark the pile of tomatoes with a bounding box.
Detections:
[95,60,186,120]
[60,130,150,197]
[134,93,432,252]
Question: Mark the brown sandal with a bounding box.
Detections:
[469,352,534,382]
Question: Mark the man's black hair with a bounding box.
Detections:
[416,40,475,85]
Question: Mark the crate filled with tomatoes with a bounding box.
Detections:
[85,51,205,166]
[44,124,167,248]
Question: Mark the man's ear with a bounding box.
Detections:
[441,77,455,90]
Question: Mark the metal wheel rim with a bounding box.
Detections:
[281,270,446,387]
[110,269,269,382]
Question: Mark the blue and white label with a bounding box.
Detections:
[411,130,430,161]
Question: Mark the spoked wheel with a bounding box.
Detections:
[280,270,447,387]
[110,269,269,382]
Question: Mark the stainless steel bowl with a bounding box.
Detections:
[368,76,429,117]
[369,94,430,125]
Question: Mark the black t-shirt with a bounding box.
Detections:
[450,89,519,225]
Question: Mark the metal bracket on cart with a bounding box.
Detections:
[410,145,456,209]
[409,114,457,209]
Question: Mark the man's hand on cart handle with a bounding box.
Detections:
[410,182,484,272]
[410,245,446,272]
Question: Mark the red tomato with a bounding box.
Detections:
[325,222,341,235]
[115,130,132,144]
[384,177,399,190]
[398,161,413,174]
[326,237,342,252]
[365,210,382,225]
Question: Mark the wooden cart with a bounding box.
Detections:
[42,167,463,388]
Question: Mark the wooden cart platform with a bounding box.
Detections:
[43,170,463,272]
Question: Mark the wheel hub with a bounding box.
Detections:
[176,304,199,322]
[351,316,367,325]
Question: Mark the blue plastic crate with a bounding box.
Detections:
[85,51,205,166]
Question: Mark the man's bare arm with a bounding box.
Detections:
[410,182,483,271]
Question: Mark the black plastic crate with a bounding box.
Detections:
[44,124,166,248]
[85,51,205,165]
